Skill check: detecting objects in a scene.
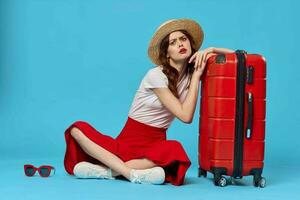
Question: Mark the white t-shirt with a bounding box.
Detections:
[128,66,190,129]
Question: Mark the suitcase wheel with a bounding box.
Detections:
[214,175,227,187]
[198,168,207,178]
[253,176,266,188]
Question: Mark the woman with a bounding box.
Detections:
[64,19,234,186]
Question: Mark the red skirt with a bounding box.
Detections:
[64,117,191,186]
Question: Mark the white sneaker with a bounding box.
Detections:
[129,167,165,185]
[73,161,115,179]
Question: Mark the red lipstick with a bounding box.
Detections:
[179,48,187,54]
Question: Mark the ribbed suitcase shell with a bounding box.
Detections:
[198,52,266,187]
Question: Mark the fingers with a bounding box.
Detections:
[191,48,218,78]
[199,51,215,72]
[194,51,202,70]
[188,52,197,63]
[198,51,204,69]
[199,51,208,71]
[192,52,198,69]
[193,56,198,70]
[191,49,217,73]
[203,52,217,64]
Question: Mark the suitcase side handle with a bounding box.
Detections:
[246,92,253,139]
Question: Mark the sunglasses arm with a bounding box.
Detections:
[52,167,56,175]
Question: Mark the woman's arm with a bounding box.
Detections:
[211,47,235,54]
[153,47,234,123]
[188,47,235,67]
[153,73,200,123]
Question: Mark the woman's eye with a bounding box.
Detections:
[181,37,187,41]
[169,41,176,45]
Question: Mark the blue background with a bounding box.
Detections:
[0,0,299,199]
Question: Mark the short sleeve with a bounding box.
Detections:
[143,68,169,89]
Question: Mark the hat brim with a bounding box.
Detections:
[148,19,204,65]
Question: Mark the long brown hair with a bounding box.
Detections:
[158,30,196,98]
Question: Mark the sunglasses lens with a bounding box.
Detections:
[40,167,50,177]
[25,167,35,176]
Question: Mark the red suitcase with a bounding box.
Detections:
[198,50,266,187]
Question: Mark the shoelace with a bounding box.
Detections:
[131,170,151,184]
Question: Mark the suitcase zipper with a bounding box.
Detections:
[246,92,253,139]
[233,50,246,178]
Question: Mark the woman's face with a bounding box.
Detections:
[167,31,192,64]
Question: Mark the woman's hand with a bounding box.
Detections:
[188,47,216,79]
[188,47,235,80]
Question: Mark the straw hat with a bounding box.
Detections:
[148,18,204,65]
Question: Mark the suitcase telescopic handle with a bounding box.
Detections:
[246,92,253,139]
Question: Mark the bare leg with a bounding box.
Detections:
[126,159,157,169]
[70,128,160,178]
[110,159,157,177]
[70,127,132,180]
